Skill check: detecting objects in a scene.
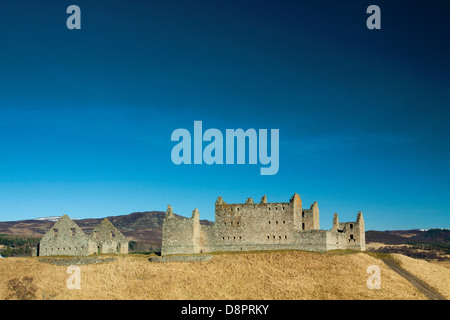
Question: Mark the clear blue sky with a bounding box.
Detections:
[0,1,449,230]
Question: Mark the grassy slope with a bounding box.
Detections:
[391,253,450,299]
[0,250,431,300]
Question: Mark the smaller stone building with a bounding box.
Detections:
[34,215,128,256]
[88,218,129,254]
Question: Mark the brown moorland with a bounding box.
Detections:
[391,253,450,299]
[0,250,434,300]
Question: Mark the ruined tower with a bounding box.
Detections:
[162,205,202,255]
[330,211,366,251]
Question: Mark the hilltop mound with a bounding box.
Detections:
[0,250,436,300]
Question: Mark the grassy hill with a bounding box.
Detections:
[1,250,448,300]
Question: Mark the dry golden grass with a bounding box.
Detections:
[365,243,412,250]
[0,251,427,300]
[365,242,387,250]
[391,253,450,299]
[430,261,450,268]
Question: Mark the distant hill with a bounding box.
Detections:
[366,229,450,245]
[366,229,450,260]
[0,211,214,251]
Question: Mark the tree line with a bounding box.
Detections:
[0,234,41,257]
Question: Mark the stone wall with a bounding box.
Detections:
[149,254,213,263]
[302,201,320,230]
[214,198,297,249]
[322,230,347,250]
[162,206,201,255]
[199,224,215,253]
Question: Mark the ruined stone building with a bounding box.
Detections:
[34,215,128,256]
[161,193,365,255]
[88,218,129,254]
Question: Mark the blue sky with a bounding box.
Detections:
[0,0,449,230]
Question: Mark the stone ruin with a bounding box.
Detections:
[161,193,365,255]
[33,215,128,256]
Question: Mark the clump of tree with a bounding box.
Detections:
[128,240,137,251]
[0,234,40,247]
[0,234,40,257]
[407,242,450,255]
[368,245,447,261]
[127,240,161,253]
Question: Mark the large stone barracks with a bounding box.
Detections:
[162,193,365,255]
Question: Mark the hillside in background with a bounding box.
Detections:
[366,229,450,261]
[366,229,450,245]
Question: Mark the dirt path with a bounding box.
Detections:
[382,259,446,300]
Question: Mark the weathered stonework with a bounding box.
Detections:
[161,206,200,254]
[34,215,128,256]
[88,218,129,254]
[35,215,92,256]
[331,211,366,251]
[149,254,213,263]
[161,193,365,256]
